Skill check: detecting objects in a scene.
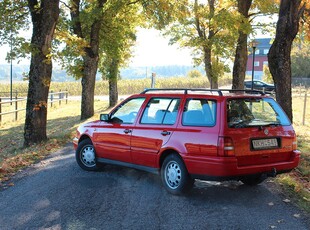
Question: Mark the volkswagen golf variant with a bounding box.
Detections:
[73,89,300,195]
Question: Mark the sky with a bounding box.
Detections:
[129,28,193,67]
[0,28,194,68]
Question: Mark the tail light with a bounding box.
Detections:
[218,136,235,156]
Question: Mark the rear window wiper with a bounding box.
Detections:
[229,120,251,128]
[260,122,281,127]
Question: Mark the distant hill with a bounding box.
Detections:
[0,64,204,82]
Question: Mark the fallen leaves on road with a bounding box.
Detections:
[0,138,65,188]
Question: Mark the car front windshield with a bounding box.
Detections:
[227,98,291,128]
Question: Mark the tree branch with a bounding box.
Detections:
[60,0,71,10]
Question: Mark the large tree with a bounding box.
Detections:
[58,0,140,117]
[0,1,61,146]
[69,0,107,120]
[99,1,141,107]
[165,0,238,89]
[24,0,60,146]
[268,0,305,121]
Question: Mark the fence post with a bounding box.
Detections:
[66,89,68,104]
[50,90,53,107]
[15,93,18,121]
[302,90,307,126]
[151,73,156,88]
[59,89,62,106]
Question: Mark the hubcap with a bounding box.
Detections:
[165,161,182,189]
[81,146,96,167]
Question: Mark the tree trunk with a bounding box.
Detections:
[24,0,60,147]
[203,47,218,89]
[195,0,218,89]
[109,77,118,108]
[70,0,107,120]
[267,0,304,122]
[108,59,119,108]
[232,0,252,90]
[81,55,98,119]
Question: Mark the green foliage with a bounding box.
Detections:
[99,1,142,81]
[187,69,203,78]
[249,0,279,37]
[56,0,143,81]
[291,41,310,78]
[263,64,273,83]
[141,0,187,29]
[161,0,239,87]
[0,1,31,63]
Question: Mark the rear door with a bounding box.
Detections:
[173,97,219,157]
[130,97,181,167]
[226,97,295,166]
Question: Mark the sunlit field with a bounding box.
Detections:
[0,76,232,97]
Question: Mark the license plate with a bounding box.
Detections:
[252,138,278,149]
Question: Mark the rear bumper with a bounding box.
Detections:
[184,150,301,180]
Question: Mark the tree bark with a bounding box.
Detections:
[203,47,218,89]
[81,55,98,119]
[268,0,304,122]
[232,0,252,90]
[24,0,60,147]
[108,59,119,108]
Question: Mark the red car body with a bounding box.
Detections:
[73,89,300,194]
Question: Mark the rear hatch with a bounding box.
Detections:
[225,97,296,166]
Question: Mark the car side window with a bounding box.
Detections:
[140,98,180,125]
[110,97,145,124]
[182,99,216,126]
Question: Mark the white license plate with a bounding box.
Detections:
[252,138,278,149]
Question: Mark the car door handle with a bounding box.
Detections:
[161,131,171,136]
[124,129,132,134]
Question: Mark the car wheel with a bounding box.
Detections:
[161,154,194,195]
[241,175,265,186]
[76,139,99,171]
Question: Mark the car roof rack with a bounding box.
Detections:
[141,88,223,95]
[140,88,266,96]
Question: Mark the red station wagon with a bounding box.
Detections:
[73,89,300,195]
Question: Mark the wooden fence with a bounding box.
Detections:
[0,90,68,122]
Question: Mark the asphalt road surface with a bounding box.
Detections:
[0,144,309,230]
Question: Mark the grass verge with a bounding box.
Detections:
[0,100,109,188]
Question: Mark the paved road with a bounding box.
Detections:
[0,144,309,230]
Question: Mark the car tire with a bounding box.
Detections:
[76,139,99,171]
[241,175,265,186]
[161,154,194,195]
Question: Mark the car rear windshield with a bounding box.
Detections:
[227,98,291,128]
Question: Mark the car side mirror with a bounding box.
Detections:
[100,114,110,122]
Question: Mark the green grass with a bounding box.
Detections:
[0,100,108,182]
